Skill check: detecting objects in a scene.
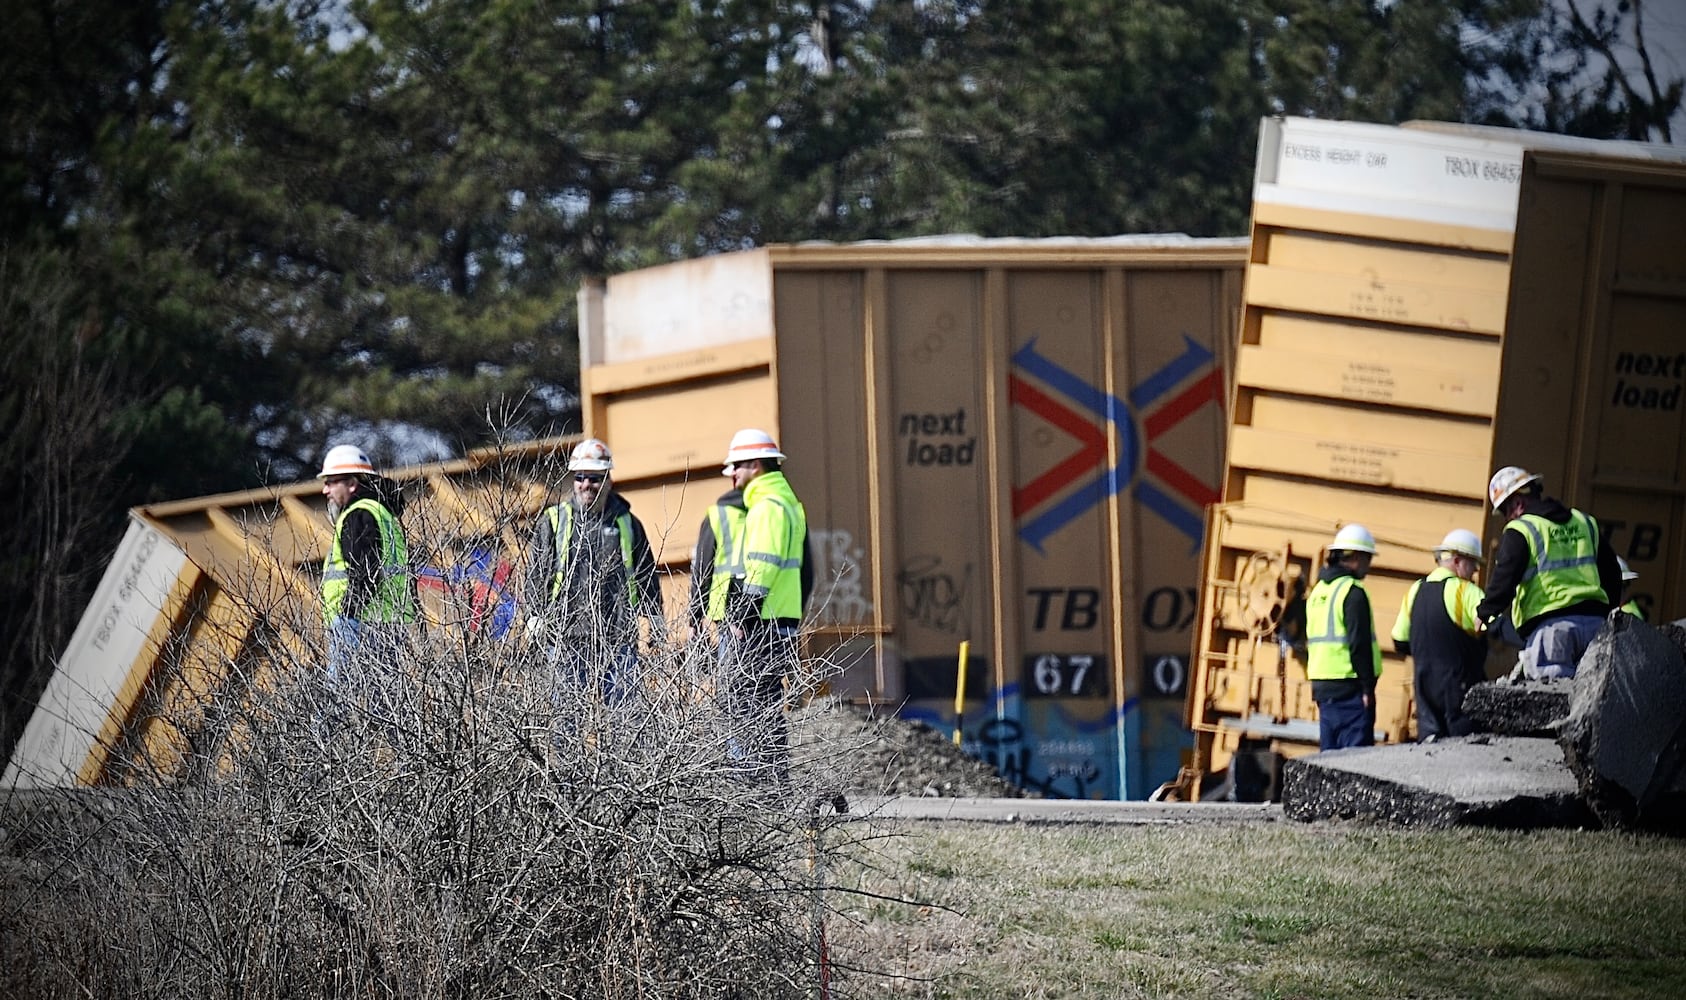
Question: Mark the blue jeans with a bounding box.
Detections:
[320,619,412,746]
[1317,691,1376,750]
[548,641,639,701]
[1520,615,1604,680]
[547,641,639,745]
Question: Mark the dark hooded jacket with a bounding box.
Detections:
[1476,494,1621,638]
[525,490,662,640]
[335,474,410,622]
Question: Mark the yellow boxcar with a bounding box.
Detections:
[1184,118,1686,799]
[581,236,1248,798]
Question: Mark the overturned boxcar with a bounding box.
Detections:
[1182,118,1686,799]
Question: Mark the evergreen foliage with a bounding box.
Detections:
[1,0,1680,761]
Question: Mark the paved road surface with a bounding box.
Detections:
[852,796,1281,825]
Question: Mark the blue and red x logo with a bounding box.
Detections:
[1009,336,1222,553]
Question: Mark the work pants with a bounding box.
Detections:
[718,622,799,784]
[1316,690,1376,751]
[1520,615,1603,680]
[1414,660,1477,741]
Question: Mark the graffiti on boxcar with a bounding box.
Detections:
[898,554,972,634]
[810,527,875,624]
[974,715,1111,799]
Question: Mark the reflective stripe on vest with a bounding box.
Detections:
[1305,576,1380,681]
[547,505,638,607]
[740,472,807,621]
[322,497,414,624]
[1508,510,1604,628]
[704,500,746,621]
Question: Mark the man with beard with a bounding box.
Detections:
[524,438,662,705]
[318,443,416,734]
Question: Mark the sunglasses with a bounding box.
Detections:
[574,473,606,484]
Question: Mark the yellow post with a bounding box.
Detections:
[953,640,970,746]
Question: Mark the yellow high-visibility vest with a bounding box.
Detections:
[322,498,414,624]
[1306,576,1379,681]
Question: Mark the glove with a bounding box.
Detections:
[524,617,547,649]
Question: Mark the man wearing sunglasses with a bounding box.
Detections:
[524,437,662,703]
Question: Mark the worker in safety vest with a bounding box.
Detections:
[1392,529,1487,741]
[319,444,415,667]
[317,444,416,744]
[689,487,747,638]
[690,487,815,644]
[1475,466,1620,681]
[717,429,811,780]
[1617,557,1645,621]
[523,437,661,698]
[1306,524,1382,751]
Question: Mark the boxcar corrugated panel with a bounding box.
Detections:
[1000,268,1127,796]
[875,268,1000,715]
[1186,121,1686,798]
[769,268,885,696]
[1493,150,1686,623]
[7,444,581,787]
[772,270,872,568]
[583,239,1249,798]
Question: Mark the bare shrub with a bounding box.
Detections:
[0,247,133,765]
[0,442,892,999]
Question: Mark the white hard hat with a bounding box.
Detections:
[1488,465,1542,512]
[1619,557,1639,582]
[1330,523,1377,555]
[568,438,614,472]
[317,444,374,479]
[1434,528,1483,561]
[722,428,786,474]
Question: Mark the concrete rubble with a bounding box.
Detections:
[1284,613,1686,832]
[1558,614,1686,827]
[1461,678,1571,736]
[1281,735,1590,828]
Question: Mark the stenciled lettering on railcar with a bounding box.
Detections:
[1024,652,1108,698]
[1347,288,1411,323]
[1610,350,1686,412]
[93,529,161,652]
[1443,156,1522,184]
[897,407,977,466]
[1313,439,1399,483]
[1341,360,1397,401]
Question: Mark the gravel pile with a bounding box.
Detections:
[793,699,1029,799]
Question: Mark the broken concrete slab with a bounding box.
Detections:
[1281,736,1592,829]
[1558,614,1686,828]
[1463,678,1572,736]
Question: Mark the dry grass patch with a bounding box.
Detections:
[831,820,1686,999]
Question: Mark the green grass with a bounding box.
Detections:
[827,821,1686,999]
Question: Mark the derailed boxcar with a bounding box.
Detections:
[1183,119,1686,799]
[578,236,1247,798]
